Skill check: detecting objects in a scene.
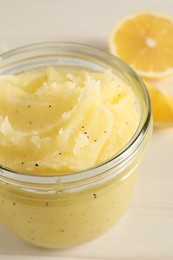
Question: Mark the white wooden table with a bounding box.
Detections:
[0,0,173,259]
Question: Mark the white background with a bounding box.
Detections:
[0,0,173,259]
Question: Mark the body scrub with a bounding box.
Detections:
[0,43,152,248]
[0,68,138,174]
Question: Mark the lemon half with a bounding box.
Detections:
[109,11,173,79]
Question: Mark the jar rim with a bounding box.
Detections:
[0,42,152,186]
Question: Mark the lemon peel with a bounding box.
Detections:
[144,79,173,127]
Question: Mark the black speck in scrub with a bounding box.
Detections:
[93,193,97,199]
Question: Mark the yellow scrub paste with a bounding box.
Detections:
[0,67,139,173]
[0,67,139,248]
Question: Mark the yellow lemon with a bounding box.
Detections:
[109,12,173,79]
[144,80,173,126]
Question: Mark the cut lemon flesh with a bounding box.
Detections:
[144,80,173,126]
[109,12,173,79]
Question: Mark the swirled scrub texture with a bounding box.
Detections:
[0,67,141,248]
[0,68,139,173]
[0,68,139,174]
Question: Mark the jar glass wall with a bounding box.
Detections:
[0,42,152,248]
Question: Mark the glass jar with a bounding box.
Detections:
[0,42,152,248]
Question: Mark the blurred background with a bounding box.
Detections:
[1,0,173,52]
